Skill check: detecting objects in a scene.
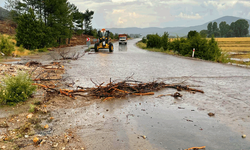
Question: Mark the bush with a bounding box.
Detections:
[217,52,230,63]
[0,34,15,56]
[161,32,169,50]
[0,72,36,105]
[147,34,161,48]
[187,30,198,39]
[18,45,25,53]
[142,37,147,43]
[169,33,221,61]
[38,47,48,52]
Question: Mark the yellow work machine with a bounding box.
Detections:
[94,28,114,52]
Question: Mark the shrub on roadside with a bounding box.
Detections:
[142,31,222,62]
[147,34,161,48]
[161,32,169,50]
[0,34,15,56]
[0,72,36,105]
[38,47,48,52]
[170,33,221,61]
[142,37,147,43]
[18,45,25,53]
[217,52,230,63]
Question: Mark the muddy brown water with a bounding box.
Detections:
[2,39,250,149]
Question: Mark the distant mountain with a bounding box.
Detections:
[107,16,250,37]
[0,7,9,20]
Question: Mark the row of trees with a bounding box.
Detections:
[5,0,94,49]
[200,19,249,37]
[143,31,221,61]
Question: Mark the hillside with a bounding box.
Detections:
[107,16,250,37]
[0,7,9,20]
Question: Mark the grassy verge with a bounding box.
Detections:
[1,34,50,57]
[85,46,94,52]
[136,41,176,55]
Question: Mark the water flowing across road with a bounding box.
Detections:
[51,39,250,149]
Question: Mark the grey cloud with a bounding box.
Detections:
[68,0,250,28]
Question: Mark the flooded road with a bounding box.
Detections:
[49,39,250,149]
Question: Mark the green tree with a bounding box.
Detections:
[229,22,236,37]
[199,30,208,38]
[212,22,220,37]
[219,21,230,37]
[114,33,119,39]
[161,32,169,50]
[109,32,114,39]
[206,35,221,61]
[83,9,94,35]
[6,0,91,46]
[147,34,161,48]
[16,8,53,49]
[234,19,249,37]
[207,22,213,37]
[187,30,198,39]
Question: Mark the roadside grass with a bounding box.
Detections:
[85,46,94,52]
[1,34,50,57]
[136,41,175,55]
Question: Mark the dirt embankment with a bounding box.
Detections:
[0,61,86,150]
[66,34,95,47]
[0,20,16,35]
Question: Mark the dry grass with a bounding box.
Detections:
[136,42,147,49]
[2,34,31,56]
[214,37,250,61]
[215,37,250,42]
[219,47,250,52]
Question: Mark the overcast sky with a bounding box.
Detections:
[67,0,250,29]
[2,0,250,29]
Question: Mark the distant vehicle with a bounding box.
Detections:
[94,28,113,52]
[119,34,127,45]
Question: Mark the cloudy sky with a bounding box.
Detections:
[1,0,250,29]
[66,0,250,29]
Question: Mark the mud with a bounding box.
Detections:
[1,39,250,149]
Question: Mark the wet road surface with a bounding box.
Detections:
[42,40,250,149]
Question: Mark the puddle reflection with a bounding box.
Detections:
[118,44,127,51]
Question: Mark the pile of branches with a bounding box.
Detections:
[58,50,85,60]
[87,79,204,101]
[35,78,204,101]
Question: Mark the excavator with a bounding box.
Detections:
[94,28,114,52]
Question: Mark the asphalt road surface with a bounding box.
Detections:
[52,39,250,150]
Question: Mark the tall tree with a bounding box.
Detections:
[16,8,52,49]
[234,19,249,37]
[6,0,94,47]
[199,30,208,38]
[229,22,236,37]
[161,32,169,50]
[207,22,212,37]
[84,9,94,35]
[187,30,198,39]
[219,21,230,37]
[212,22,220,37]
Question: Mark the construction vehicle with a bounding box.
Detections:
[94,28,113,52]
[119,34,127,45]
